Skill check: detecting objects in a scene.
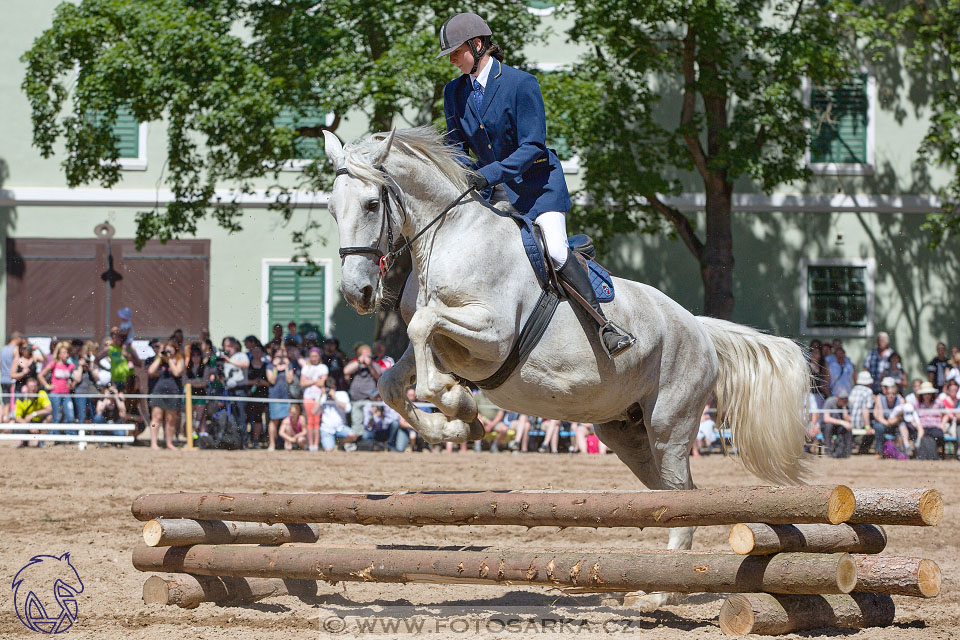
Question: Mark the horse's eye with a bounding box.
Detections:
[366,199,380,212]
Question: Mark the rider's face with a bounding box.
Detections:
[449,41,476,75]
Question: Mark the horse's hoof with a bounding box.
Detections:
[468,418,485,441]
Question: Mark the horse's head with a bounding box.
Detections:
[323,129,398,314]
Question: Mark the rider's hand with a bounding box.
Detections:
[468,174,488,192]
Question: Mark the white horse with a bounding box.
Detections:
[323,127,810,609]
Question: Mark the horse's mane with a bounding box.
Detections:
[343,126,471,191]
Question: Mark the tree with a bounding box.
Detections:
[541,0,866,319]
[20,0,541,355]
[863,0,960,246]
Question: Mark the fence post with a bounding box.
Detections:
[185,383,194,450]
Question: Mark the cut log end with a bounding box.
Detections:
[917,559,942,598]
[142,520,164,547]
[827,485,856,524]
[837,554,858,594]
[918,490,944,526]
[719,594,759,635]
[728,524,756,555]
[720,593,896,636]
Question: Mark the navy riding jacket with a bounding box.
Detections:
[443,59,571,219]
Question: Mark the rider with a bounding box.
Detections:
[439,12,636,358]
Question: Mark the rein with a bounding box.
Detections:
[335,166,474,277]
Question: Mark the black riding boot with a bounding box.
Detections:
[556,250,636,358]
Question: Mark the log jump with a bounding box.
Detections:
[131,485,942,636]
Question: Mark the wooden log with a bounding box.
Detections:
[729,523,887,555]
[848,488,942,526]
[132,546,857,595]
[143,519,322,547]
[719,593,895,635]
[130,486,855,528]
[142,574,317,609]
[851,554,941,598]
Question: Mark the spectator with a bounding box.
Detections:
[538,419,561,453]
[148,340,184,450]
[948,346,960,384]
[873,377,906,458]
[221,336,250,437]
[928,342,950,391]
[300,347,329,452]
[94,383,127,439]
[394,387,421,452]
[808,344,830,405]
[73,341,100,424]
[849,371,875,454]
[244,336,270,448]
[805,390,821,452]
[317,377,357,451]
[285,321,303,346]
[11,342,43,393]
[39,342,76,429]
[915,381,944,453]
[936,378,958,451]
[344,343,383,431]
[117,307,135,345]
[266,344,294,451]
[171,328,185,354]
[99,327,141,393]
[322,338,346,391]
[863,332,893,393]
[879,352,907,393]
[278,402,307,450]
[362,402,400,450]
[1,332,23,409]
[821,390,853,458]
[373,341,395,369]
[184,344,211,437]
[286,340,306,372]
[304,331,320,350]
[904,378,924,407]
[13,376,52,447]
[693,405,718,457]
[507,413,532,453]
[574,423,606,455]
[828,347,854,396]
[824,339,842,368]
[475,391,505,452]
[267,323,284,352]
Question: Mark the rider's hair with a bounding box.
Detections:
[479,36,504,62]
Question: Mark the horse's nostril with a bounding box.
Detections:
[360,285,374,305]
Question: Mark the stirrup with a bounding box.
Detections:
[599,322,636,358]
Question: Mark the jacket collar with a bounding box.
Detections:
[479,59,502,118]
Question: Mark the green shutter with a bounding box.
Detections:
[806,265,867,328]
[276,108,327,160]
[539,70,574,161]
[525,1,556,8]
[113,106,140,158]
[810,75,868,164]
[267,264,325,335]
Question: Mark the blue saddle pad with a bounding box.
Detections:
[515,217,615,302]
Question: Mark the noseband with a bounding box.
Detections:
[335,165,474,278]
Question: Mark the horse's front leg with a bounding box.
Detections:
[405,304,504,443]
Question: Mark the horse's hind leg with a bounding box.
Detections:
[593,415,699,612]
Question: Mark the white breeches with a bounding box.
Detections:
[535,211,569,268]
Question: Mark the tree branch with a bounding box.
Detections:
[645,192,705,261]
[680,26,709,181]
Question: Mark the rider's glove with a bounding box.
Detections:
[468,174,489,192]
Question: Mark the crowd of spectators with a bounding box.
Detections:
[2,316,956,459]
[803,333,960,460]
[0,318,608,454]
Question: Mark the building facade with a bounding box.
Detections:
[1,0,957,377]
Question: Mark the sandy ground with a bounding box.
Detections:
[0,444,956,639]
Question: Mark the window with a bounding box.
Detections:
[92,106,148,170]
[807,74,874,175]
[525,0,557,15]
[261,260,329,338]
[275,107,333,169]
[799,258,875,337]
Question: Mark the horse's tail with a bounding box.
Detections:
[697,316,809,485]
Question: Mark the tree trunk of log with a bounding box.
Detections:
[848,488,942,526]
[851,554,941,598]
[132,546,857,595]
[131,485,855,528]
[719,593,895,635]
[142,574,317,609]
[143,519,321,547]
[729,523,887,555]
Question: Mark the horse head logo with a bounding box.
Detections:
[12,553,84,634]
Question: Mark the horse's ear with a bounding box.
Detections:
[372,128,397,166]
[323,130,345,169]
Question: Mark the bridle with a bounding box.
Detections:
[335,164,474,278]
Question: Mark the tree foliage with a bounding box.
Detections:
[541,0,866,317]
[20,0,541,256]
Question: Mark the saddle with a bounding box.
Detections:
[460,199,616,390]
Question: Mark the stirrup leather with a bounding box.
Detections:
[599,322,636,358]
